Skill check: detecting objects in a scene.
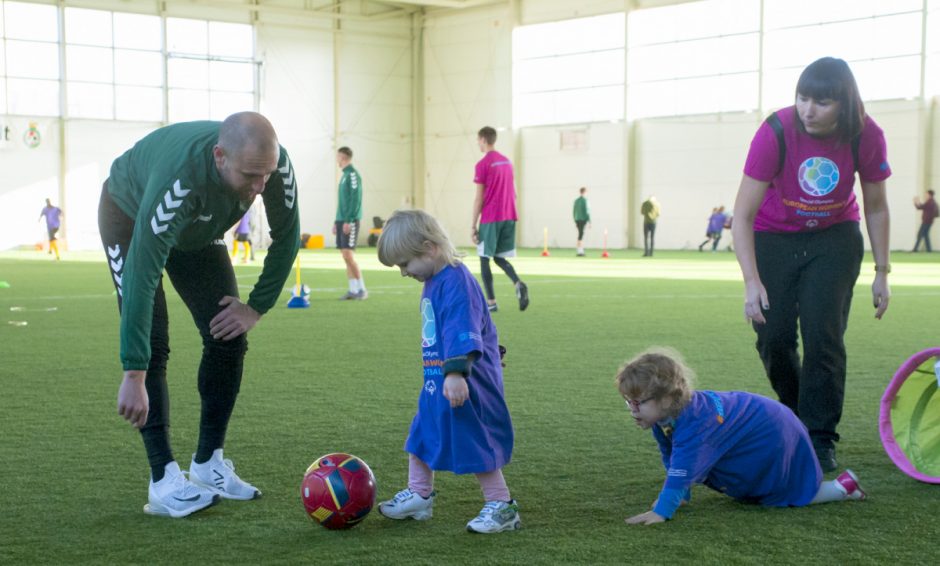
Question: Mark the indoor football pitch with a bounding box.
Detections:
[1,248,938,564]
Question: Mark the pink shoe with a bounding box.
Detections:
[835,470,866,500]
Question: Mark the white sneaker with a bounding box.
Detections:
[143,461,220,518]
[378,488,435,520]
[189,449,261,501]
[466,500,521,533]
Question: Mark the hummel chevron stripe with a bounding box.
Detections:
[151,180,191,235]
[172,179,191,198]
[151,216,168,234]
[280,158,296,209]
[155,204,174,222]
[107,245,124,297]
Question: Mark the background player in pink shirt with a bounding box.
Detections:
[471,126,528,312]
[731,57,891,473]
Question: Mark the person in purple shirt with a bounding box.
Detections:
[230,210,254,263]
[616,348,866,525]
[698,206,727,252]
[38,198,63,260]
[731,57,892,472]
[376,209,520,534]
[471,126,528,313]
[912,189,938,252]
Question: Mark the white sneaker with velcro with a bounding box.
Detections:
[377,488,435,520]
[466,500,521,533]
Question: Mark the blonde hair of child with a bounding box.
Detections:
[377,209,462,268]
[615,347,694,419]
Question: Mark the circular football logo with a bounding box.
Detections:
[798,157,840,197]
[421,298,436,348]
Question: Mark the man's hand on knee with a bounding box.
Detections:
[210,296,260,341]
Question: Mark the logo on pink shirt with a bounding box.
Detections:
[798,157,840,197]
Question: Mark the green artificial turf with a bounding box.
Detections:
[0,248,938,565]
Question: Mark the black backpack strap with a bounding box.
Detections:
[767,111,862,175]
[765,112,785,177]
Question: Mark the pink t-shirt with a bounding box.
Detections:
[474,150,518,224]
[743,106,891,233]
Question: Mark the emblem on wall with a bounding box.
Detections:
[23,122,41,149]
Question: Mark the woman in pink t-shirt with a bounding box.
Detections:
[731,57,892,473]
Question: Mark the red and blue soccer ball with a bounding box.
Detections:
[301,453,377,530]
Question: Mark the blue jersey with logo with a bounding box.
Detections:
[405,262,513,474]
[651,390,821,519]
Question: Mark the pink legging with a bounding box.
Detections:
[408,454,511,502]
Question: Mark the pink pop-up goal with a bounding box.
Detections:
[879,347,940,484]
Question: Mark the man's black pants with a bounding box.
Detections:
[98,183,247,471]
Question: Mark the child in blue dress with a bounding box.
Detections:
[376,209,519,534]
[617,348,866,525]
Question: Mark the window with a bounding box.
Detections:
[762,0,923,108]
[167,17,256,122]
[513,13,625,127]
[1,1,60,116]
[64,7,163,121]
[626,0,760,119]
[1,4,256,122]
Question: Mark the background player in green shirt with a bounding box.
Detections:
[334,146,367,300]
[573,187,590,256]
[99,112,300,518]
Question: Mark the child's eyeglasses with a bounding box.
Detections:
[624,397,653,411]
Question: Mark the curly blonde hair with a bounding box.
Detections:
[615,347,694,418]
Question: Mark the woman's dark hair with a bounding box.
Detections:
[795,57,865,143]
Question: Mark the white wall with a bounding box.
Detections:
[421,0,631,249]
[0,118,65,250]
[3,0,939,252]
[519,0,627,24]
[63,121,160,250]
[633,100,925,251]
[336,14,414,230]
[0,0,414,250]
[520,123,625,249]
[633,112,761,250]
[420,0,937,252]
[257,21,336,245]
[422,4,513,245]
[929,96,940,249]
[867,99,923,252]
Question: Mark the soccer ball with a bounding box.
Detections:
[301,453,376,530]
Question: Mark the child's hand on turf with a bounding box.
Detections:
[625,510,666,525]
[443,374,469,408]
